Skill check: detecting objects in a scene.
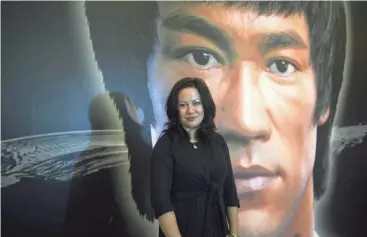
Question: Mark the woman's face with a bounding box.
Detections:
[177,87,204,130]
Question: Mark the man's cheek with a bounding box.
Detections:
[209,86,231,116]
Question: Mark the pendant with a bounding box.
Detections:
[193,144,197,149]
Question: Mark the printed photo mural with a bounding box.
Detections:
[2,1,367,237]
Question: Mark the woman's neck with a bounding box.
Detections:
[184,127,198,142]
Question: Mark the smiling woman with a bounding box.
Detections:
[163,78,216,142]
[150,77,240,237]
[177,87,204,136]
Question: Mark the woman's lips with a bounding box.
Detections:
[186,117,197,121]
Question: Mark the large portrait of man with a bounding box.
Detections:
[82,1,347,237]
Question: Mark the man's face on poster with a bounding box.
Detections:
[147,2,329,236]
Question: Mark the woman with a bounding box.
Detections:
[150,77,240,237]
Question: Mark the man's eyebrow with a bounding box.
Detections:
[161,11,235,59]
[259,31,308,55]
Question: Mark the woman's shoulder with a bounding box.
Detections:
[151,133,173,157]
[211,131,227,146]
[212,131,225,141]
[154,133,172,148]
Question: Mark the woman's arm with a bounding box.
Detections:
[158,212,182,237]
[227,206,239,235]
[150,135,182,237]
[219,135,240,236]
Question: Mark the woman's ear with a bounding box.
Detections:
[318,106,330,126]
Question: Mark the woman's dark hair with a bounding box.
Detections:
[161,77,216,143]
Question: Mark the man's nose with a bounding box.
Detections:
[218,63,271,141]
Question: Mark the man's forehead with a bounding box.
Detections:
[157,1,310,51]
[158,1,306,18]
[157,1,308,32]
[158,2,196,16]
[158,2,244,18]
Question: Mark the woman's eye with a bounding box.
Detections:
[267,59,297,77]
[183,50,222,69]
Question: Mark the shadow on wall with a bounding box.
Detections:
[63,92,155,237]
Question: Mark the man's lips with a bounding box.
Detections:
[234,165,280,194]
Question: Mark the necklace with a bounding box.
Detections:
[190,141,198,149]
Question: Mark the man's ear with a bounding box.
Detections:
[318,106,330,126]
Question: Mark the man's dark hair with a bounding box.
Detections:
[85,1,347,219]
[162,77,217,144]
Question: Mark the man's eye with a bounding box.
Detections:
[183,50,221,69]
[267,59,297,77]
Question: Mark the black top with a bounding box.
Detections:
[150,132,240,237]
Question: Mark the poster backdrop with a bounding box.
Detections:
[2,1,367,237]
